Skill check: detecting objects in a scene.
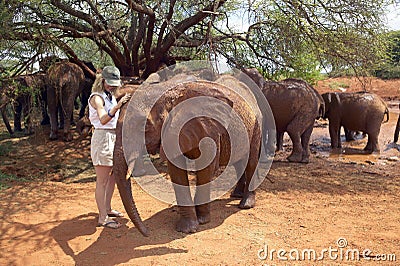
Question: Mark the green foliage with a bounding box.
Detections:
[373,65,400,79]
[328,81,350,90]
[387,30,400,65]
[0,171,18,190]
[373,30,400,79]
[0,0,394,79]
[270,49,325,85]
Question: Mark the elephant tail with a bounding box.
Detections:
[395,104,400,143]
[383,106,389,123]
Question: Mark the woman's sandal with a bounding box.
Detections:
[107,210,124,217]
[98,220,122,229]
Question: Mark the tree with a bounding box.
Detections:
[372,30,400,79]
[0,0,395,81]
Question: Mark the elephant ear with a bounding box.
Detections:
[332,92,341,104]
[324,92,340,105]
[160,82,234,159]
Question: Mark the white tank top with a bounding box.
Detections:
[88,92,119,129]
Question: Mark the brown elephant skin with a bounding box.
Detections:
[0,73,47,135]
[47,61,85,141]
[241,68,324,163]
[113,74,261,234]
[322,91,389,152]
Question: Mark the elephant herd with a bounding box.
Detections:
[108,68,399,236]
[0,60,96,140]
[1,64,399,236]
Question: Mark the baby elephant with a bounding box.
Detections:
[322,92,389,153]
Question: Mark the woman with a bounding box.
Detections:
[89,66,131,229]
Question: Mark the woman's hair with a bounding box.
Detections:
[91,73,104,93]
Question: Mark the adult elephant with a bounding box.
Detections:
[0,73,47,135]
[113,73,262,235]
[47,61,85,141]
[322,92,389,152]
[241,68,324,163]
[40,58,96,125]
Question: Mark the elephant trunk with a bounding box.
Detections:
[114,105,148,236]
[115,174,149,237]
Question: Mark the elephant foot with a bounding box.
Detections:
[230,190,243,198]
[49,131,58,140]
[196,204,210,224]
[287,153,302,163]
[364,146,380,154]
[197,213,210,224]
[239,191,255,209]
[230,178,245,198]
[176,217,199,233]
[176,206,199,233]
[230,184,244,198]
[301,154,310,164]
[14,127,23,132]
[301,157,310,164]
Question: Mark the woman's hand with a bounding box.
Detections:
[116,93,132,109]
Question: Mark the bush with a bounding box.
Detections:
[373,65,400,79]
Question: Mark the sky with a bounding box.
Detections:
[386,3,400,30]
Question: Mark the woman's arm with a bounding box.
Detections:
[89,94,131,125]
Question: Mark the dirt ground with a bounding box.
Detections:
[0,77,399,266]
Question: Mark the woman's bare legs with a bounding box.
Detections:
[95,165,119,226]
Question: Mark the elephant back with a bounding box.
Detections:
[47,61,85,97]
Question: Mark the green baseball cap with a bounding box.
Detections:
[102,66,122,86]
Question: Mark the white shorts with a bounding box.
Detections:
[90,129,116,166]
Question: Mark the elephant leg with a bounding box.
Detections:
[230,160,246,198]
[61,92,75,141]
[344,127,355,141]
[40,89,50,125]
[22,95,33,135]
[194,165,213,225]
[286,115,310,162]
[276,131,284,151]
[300,124,313,163]
[79,89,90,119]
[239,143,259,209]
[168,160,199,233]
[286,130,302,162]
[1,106,14,135]
[395,115,400,143]
[364,133,380,153]
[364,136,372,151]
[328,122,341,149]
[239,162,257,209]
[47,87,58,140]
[13,102,23,132]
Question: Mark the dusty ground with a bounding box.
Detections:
[0,77,399,266]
